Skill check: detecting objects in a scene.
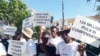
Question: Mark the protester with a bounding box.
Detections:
[0,35,9,52]
[37,31,56,56]
[0,34,14,56]
[12,29,21,40]
[38,26,46,44]
[0,42,7,56]
[0,35,7,56]
[20,27,36,56]
[56,29,87,56]
[49,26,63,48]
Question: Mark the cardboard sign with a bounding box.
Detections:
[69,15,100,48]
[22,16,34,29]
[33,13,51,26]
[3,26,17,36]
[8,40,26,56]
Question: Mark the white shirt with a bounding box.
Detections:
[20,38,36,56]
[99,54,100,56]
[0,42,6,55]
[56,41,87,56]
[49,36,63,48]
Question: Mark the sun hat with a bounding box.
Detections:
[22,27,33,38]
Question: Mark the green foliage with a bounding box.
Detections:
[87,0,100,15]
[0,0,29,29]
[33,32,39,39]
[32,26,40,39]
[97,0,100,2]
[0,0,8,20]
[97,5,100,15]
[96,0,100,15]
[87,0,100,2]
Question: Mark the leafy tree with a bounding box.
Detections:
[87,0,100,15]
[0,0,29,29]
[32,26,40,39]
[0,0,9,24]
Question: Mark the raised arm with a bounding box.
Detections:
[78,42,86,56]
[37,26,45,44]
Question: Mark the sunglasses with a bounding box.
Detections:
[42,37,49,40]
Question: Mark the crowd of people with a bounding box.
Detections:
[0,26,88,56]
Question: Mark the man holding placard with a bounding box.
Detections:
[20,27,36,56]
[56,29,87,56]
[8,27,36,56]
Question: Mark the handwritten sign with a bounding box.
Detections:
[33,13,51,26]
[22,16,34,29]
[8,40,26,56]
[3,26,17,36]
[69,15,100,48]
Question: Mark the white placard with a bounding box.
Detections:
[33,13,51,26]
[3,26,17,36]
[69,15,100,48]
[22,16,34,29]
[8,40,26,56]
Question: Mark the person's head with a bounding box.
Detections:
[50,26,58,38]
[61,29,72,43]
[22,27,33,40]
[41,31,50,45]
[15,29,21,36]
[14,29,21,40]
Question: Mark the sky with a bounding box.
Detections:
[22,0,98,21]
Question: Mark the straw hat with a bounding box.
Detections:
[60,25,71,31]
[22,27,33,38]
[59,25,71,35]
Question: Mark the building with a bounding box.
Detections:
[52,18,74,30]
[88,15,100,22]
[52,15,100,30]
